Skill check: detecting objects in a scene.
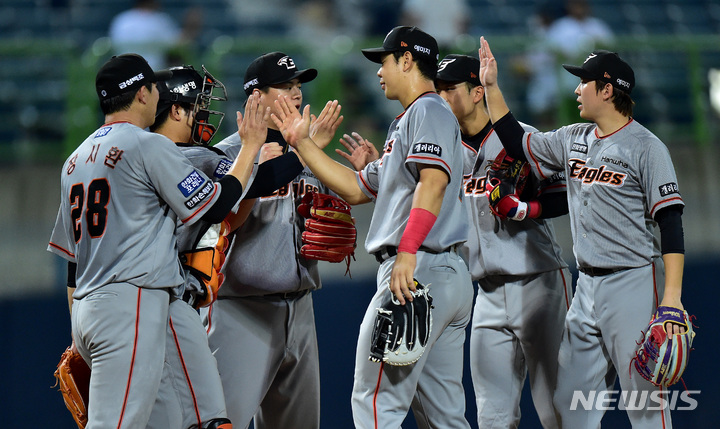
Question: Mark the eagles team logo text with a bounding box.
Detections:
[568,159,626,186]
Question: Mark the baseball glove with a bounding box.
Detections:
[369,279,433,366]
[180,221,230,309]
[486,149,532,221]
[298,191,356,268]
[632,305,696,387]
[53,345,90,428]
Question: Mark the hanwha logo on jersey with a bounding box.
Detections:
[569,159,626,186]
[277,56,296,70]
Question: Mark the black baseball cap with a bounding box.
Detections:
[95,53,171,100]
[436,54,482,87]
[563,50,635,94]
[243,52,318,95]
[362,26,439,64]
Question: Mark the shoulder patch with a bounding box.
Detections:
[214,159,232,179]
[178,170,207,197]
[95,127,112,138]
[412,142,442,157]
[659,182,679,197]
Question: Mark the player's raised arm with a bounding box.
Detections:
[272,95,370,205]
[225,92,269,189]
[479,36,527,162]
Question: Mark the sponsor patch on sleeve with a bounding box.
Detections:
[412,142,442,156]
[178,170,207,197]
[659,182,679,197]
[214,159,232,178]
[184,181,215,209]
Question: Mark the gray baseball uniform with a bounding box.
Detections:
[201,129,327,429]
[147,144,234,429]
[352,92,473,429]
[520,119,683,428]
[461,125,571,429]
[48,122,222,428]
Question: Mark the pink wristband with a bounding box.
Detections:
[398,208,437,254]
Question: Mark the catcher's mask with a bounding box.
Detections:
[157,65,227,145]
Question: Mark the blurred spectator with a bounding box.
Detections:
[546,0,614,123]
[109,0,202,69]
[398,0,470,50]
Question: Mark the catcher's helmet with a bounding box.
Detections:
[157,65,227,145]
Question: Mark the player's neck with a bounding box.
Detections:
[399,78,436,109]
[594,111,631,137]
[105,110,152,130]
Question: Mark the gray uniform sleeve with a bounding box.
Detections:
[640,138,684,217]
[523,126,574,180]
[358,159,380,201]
[144,135,221,225]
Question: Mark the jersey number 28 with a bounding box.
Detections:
[70,179,110,243]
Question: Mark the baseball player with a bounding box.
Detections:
[479,38,687,427]
[47,53,263,429]
[200,52,344,429]
[271,26,474,429]
[146,64,261,429]
[435,54,571,429]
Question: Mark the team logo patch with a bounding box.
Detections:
[178,170,207,197]
[184,181,214,209]
[659,182,679,197]
[571,142,588,154]
[95,127,112,138]
[412,142,442,156]
[214,159,232,178]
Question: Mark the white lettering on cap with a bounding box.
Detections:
[118,72,145,90]
[243,78,259,91]
[584,53,597,64]
[616,78,630,89]
[415,45,431,56]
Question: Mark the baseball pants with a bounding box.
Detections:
[148,298,228,428]
[352,249,474,429]
[470,268,571,429]
[72,284,169,429]
[553,263,671,428]
[203,292,320,429]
